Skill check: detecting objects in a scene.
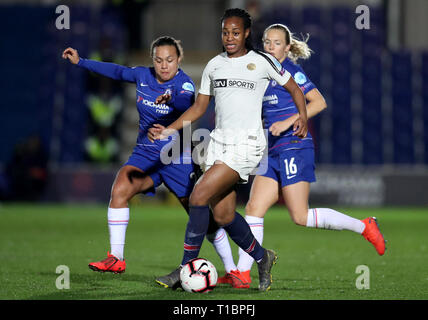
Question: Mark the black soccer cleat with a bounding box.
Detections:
[257,249,278,292]
[155,266,182,290]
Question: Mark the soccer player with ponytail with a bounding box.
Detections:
[219,24,386,289]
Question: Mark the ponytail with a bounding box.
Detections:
[263,24,313,63]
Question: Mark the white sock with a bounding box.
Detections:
[237,215,264,272]
[306,208,365,233]
[206,228,237,273]
[108,207,129,260]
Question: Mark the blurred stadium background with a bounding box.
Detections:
[1,0,427,208]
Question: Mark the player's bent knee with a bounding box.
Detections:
[245,201,265,218]
[212,205,235,226]
[110,195,129,208]
[213,214,233,227]
[290,212,307,226]
[110,185,133,208]
[189,188,210,207]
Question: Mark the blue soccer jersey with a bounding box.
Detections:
[262,58,316,155]
[77,59,196,197]
[77,59,195,153]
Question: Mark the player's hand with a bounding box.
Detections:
[155,93,172,105]
[147,124,163,142]
[147,124,176,142]
[292,118,308,138]
[62,47,80,64]
[269,118,294,136]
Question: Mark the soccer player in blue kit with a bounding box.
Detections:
[219,24,387,289]
[62,37,231,276]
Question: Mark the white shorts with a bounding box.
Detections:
[203,138,265,184]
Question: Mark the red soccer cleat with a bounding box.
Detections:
[217,272,234,284]
[361,217,386,256]
[88,252,126,274]
[230,270,251,289]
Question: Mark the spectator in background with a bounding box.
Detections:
[245,0,267,51]
[108,0,149,51]
[85,126,119,164]
[6,135,48,201]
[85,36,123,164]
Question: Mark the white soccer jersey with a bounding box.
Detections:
[199,50,291,146]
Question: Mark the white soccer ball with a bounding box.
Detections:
[180,258,218,293]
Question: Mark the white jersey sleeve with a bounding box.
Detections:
[258,51,291,86]
[198,59,215,96]
[198,51,290,146]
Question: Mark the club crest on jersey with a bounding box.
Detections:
[213,78,256,90]
[294,72,307,85]
[182,82,194,92]
[247,63,256,71]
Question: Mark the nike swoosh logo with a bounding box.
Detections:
[187,231,206,238]
[287,175,296,179]
[140,83,148,86]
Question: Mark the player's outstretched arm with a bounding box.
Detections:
[61,47,137,83]
[283,77,308,138]
[62,47,80,64]
[148,94,211,141]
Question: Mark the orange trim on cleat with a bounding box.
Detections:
[230,270,251,289]
[361,217,386,256]
[88,252,126,274]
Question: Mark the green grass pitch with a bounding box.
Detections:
[1,202,427,300]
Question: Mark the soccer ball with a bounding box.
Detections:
[180,258,218,293]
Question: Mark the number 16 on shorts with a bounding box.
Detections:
[279,149,316,186]
[284,157,297,179]
[284,157,297,180]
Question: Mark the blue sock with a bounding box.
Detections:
[181,205,210,265]
[223,211,265,262]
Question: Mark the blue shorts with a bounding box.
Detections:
[257,148,316,188]
[124,144,195,198]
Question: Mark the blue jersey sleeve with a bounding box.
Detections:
[292,65,316,94]
[77,58,138,83]
[170,80,195,113]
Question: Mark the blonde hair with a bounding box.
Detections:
[262,23,313,63]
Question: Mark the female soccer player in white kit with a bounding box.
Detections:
[150,8,308,291]
[218,24,386,289]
